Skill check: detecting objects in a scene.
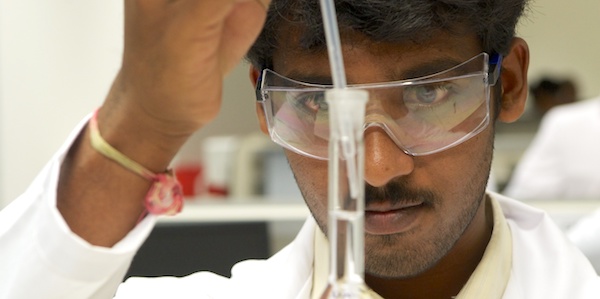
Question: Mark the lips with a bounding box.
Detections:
[364,201,425,235]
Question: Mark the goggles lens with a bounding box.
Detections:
[257,53,499,160]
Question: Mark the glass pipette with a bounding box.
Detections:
[317,0,374,298]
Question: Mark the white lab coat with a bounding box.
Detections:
[568,208,600,274]
[1,118,599,299]
[503,96,600,200]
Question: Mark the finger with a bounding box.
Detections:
[251,0,271,10]
[219,0,269,73]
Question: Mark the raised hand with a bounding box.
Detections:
[58,0,270,246]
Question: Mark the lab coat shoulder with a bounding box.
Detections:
[115,217,318,299]
[494,193,600,299]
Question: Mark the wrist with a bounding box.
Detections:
[96,96,194,174]
[90,109,184,216]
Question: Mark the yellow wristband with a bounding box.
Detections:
[89,109,183,216]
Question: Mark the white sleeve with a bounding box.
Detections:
[567,209,600,274]
[0,116,157,299]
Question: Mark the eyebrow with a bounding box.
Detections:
[281,73,334,85]
[399,57,465,80]
[281,57,466,85]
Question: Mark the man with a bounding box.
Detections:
[0,1,598,298]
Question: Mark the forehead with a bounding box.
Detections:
[272,27,483,84]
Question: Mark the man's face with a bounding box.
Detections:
[270,30,495,279]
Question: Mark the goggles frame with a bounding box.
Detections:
[255,52,503,160]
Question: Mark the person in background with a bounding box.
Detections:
[503,95,600,199]
[530,77,578,118]
[0,1,599,298]
[503,94,600,273]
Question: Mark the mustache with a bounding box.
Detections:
[365,180,436,206]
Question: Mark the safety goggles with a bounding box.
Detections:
[256,52,502,160]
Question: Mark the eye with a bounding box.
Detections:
[404,83,453,105]
[297,92,328,113]
[414,86,439,103]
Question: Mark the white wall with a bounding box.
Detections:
[0,1,258,207]
[0,1,123,206]
[1,0,599,208]
[519,0,600,99]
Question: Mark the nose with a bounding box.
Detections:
[363,126,415,187]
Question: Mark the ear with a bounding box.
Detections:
[497,38,530,123]
[250,67,269,134]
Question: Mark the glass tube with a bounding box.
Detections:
[317,0,374,296]
[320,90,373,299]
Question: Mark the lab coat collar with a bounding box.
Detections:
[273,216,316,299]
[290,217,316,299]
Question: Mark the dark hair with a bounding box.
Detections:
[246,0,530,69]
[531,78,566,95]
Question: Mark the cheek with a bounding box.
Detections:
[284,151,330,228]
[445,128,493,199]
[417,124,494,203]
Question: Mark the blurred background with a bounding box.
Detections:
[1,0,599,275]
